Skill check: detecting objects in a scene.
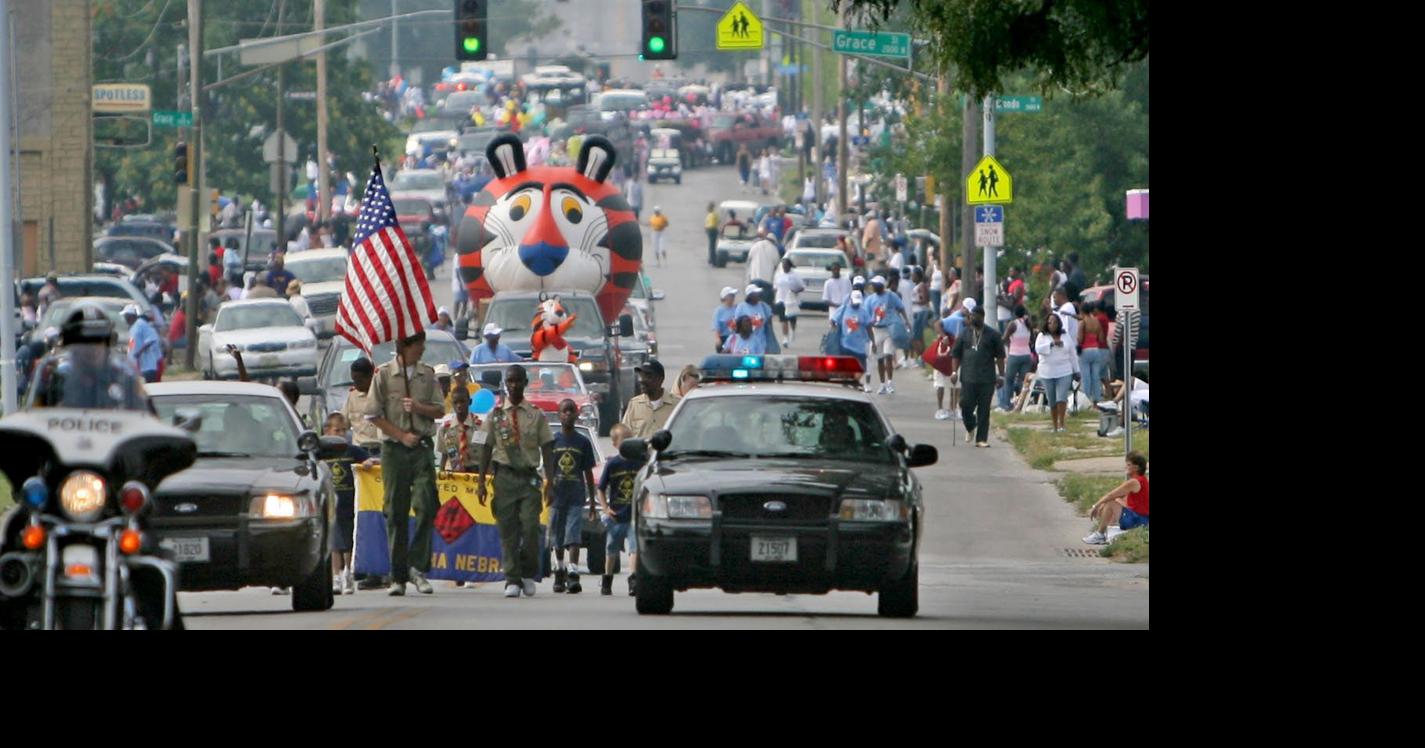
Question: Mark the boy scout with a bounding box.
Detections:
[476,364,557,599]
[620,360,681,439]
[364,331,445,596]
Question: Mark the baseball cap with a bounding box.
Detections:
[438,305,451,317]
[720,286,738,299]
[852,275,865,287]
[434,364,452,378]
[121,304,141,317]
[483,322,503,336]
[850,290,864,305]
[635,359,665,378]
[744,284,762,297]
[962,298,978,312]
[870,275,886,286]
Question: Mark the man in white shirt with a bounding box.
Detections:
[1053,287,1079,342]
[822,262,852,316]
[773,258,806,348]
[745,228,780,287]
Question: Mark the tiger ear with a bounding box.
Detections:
[577,136,617,183]
[487,134,527,180]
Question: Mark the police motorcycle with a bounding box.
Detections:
[0,304,195,630]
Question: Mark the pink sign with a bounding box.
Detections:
[1126,189,1149,220]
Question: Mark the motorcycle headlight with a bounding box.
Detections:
[837,499,906,521]
[249,493,318,519]
[59,471,107,522]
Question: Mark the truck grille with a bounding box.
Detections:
[718,494,833,523]
[307,293,339,316]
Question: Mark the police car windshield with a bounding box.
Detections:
[150,395,299,459]
[665,397,893,463]
[24,344,150,411]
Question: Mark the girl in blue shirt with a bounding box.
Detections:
[721,316,767,355]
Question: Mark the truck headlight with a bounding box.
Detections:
[249,493,318,519]
[837,499,906,521]
[59,471,107,522]
[578,360,608,373]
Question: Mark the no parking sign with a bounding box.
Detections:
[1116,267,1139,312]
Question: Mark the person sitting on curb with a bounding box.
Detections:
[1083,451,1150,545]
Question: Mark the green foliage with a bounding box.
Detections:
[834,0,1149,99]
[1103,527,1147,562]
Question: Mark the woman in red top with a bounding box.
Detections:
[1078,301,1111,403]
[1083,451,1149,544]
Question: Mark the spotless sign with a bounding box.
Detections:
[92,84,152,113]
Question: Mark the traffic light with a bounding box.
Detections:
[640,1,677,60]
[173,141,189,185]
[455,0,488,61]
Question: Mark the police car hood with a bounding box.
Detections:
[155,456,312,498]
[648,458,901,499]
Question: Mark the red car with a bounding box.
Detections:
[467,362,601,433]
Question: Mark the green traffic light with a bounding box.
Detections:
[463,37,481,53]
[648,36,666,54]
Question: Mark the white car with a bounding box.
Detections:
[388,169,448,212]
[783,248,850,312]
[199,299,319,381]
[283,248,347,339]
[646,148,682,184]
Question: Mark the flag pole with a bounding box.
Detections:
[373,143,415,428]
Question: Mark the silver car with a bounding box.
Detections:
[199,299,319,381]
[283,249,347,339]
[783,248,851,312]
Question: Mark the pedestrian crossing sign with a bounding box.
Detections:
[966,155,1013,205]
[717,1,765,51]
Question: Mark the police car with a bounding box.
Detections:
[619,355,937,617]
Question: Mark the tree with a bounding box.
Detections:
[833,0,1149,98]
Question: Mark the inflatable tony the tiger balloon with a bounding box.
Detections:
[455,134,641,323]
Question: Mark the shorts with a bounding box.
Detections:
[871,327,896,356]
[453,284,469,303]
[934,370,956,389]
[1041,375,1072,407]
[603,518,636,556]
[547,502,586,548]
[1119,506,1149,530]
[774,301,798,321]
[331,492,355,552]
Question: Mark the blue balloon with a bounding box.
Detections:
[471,388,497,414]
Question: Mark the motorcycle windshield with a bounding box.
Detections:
[24,344,151,412]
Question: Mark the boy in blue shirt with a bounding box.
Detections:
[548,399,597,593]
[864,276,909,395]
[597,423,644,596]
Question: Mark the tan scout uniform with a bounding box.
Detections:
[364,358,444,584]
[341,385,382,452]
[483,398,554,584]
[620,391,682,440]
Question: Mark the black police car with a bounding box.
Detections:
[619,355,937,617]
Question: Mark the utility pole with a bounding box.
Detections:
[810,0,824,206]
[316,0,330,223]
[959,94,978,304]
[835,6,848,220]
[389,0,400,79]
[275,0,287,249]
[982,93,997,317]
[0,0,16,415]
[936,71,952,275]
[184,0,203,369]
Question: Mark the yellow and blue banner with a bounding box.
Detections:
[352,465,551,583]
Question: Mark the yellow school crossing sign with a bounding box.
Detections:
[966,155,1013,205]
[717,1,764,50]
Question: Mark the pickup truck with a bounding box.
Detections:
[708,111,781,165]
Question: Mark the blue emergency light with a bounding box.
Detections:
[700,355,864,384]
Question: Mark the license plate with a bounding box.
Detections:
[751,536,797,562]
[160,537,210,563]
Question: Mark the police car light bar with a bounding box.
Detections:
[699,355,864,384]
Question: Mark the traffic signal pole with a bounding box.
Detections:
[185,0,202,370]
[1,0,16,415]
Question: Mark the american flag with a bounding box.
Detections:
[334,159,437,353]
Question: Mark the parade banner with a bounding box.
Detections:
[352,465,550,583]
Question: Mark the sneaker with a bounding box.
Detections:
[628,574,637,597]
[1082,531,1107,545]
[1105,525,1126,542]
[553,569,567,593]
[522,578,537,597]
[976,441,990,448]
[388,582,406,596]
[504,583,522,598]
[934,409,950,421]
[782,337,790,347]
[332,575,344,595]
[876,382,889,395]
[270,587,290,595]
[342,571,356,595]
[601,574,613,595]
[567,572,582,594]
[886,382,895,394]
[1104,426,1125,438]
[409,568,434,595]
[965,428,975,442]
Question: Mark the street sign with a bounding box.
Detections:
[995,96,1042,113]
[832,30,911,59]
[239,35,323,66]
[895,174,908,202]
[263,130,298,164]
[974,205,1004,247]
[1115,267,1140,313]
[285,91,318,101]
[966,154,1013,205]
[152,110,193,128]
[92,83,151,113]
[717,2,764,51]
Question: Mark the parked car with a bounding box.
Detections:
[783,248,849,312]
[18,274,164,338]
[106,219,174,243]
[282,249,347,339]
[625,270,663,330]
[198,299,319,381]
[146,381,338,612]
[305,328,470,427]
[210,228,281,269]
[94,236,175,270]
[389,169,449,212]
[24,296,133,348]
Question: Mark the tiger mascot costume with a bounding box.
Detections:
[531,296,577,363]
[455,134,642,325]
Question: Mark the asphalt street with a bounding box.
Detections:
[183,163,1150,629]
